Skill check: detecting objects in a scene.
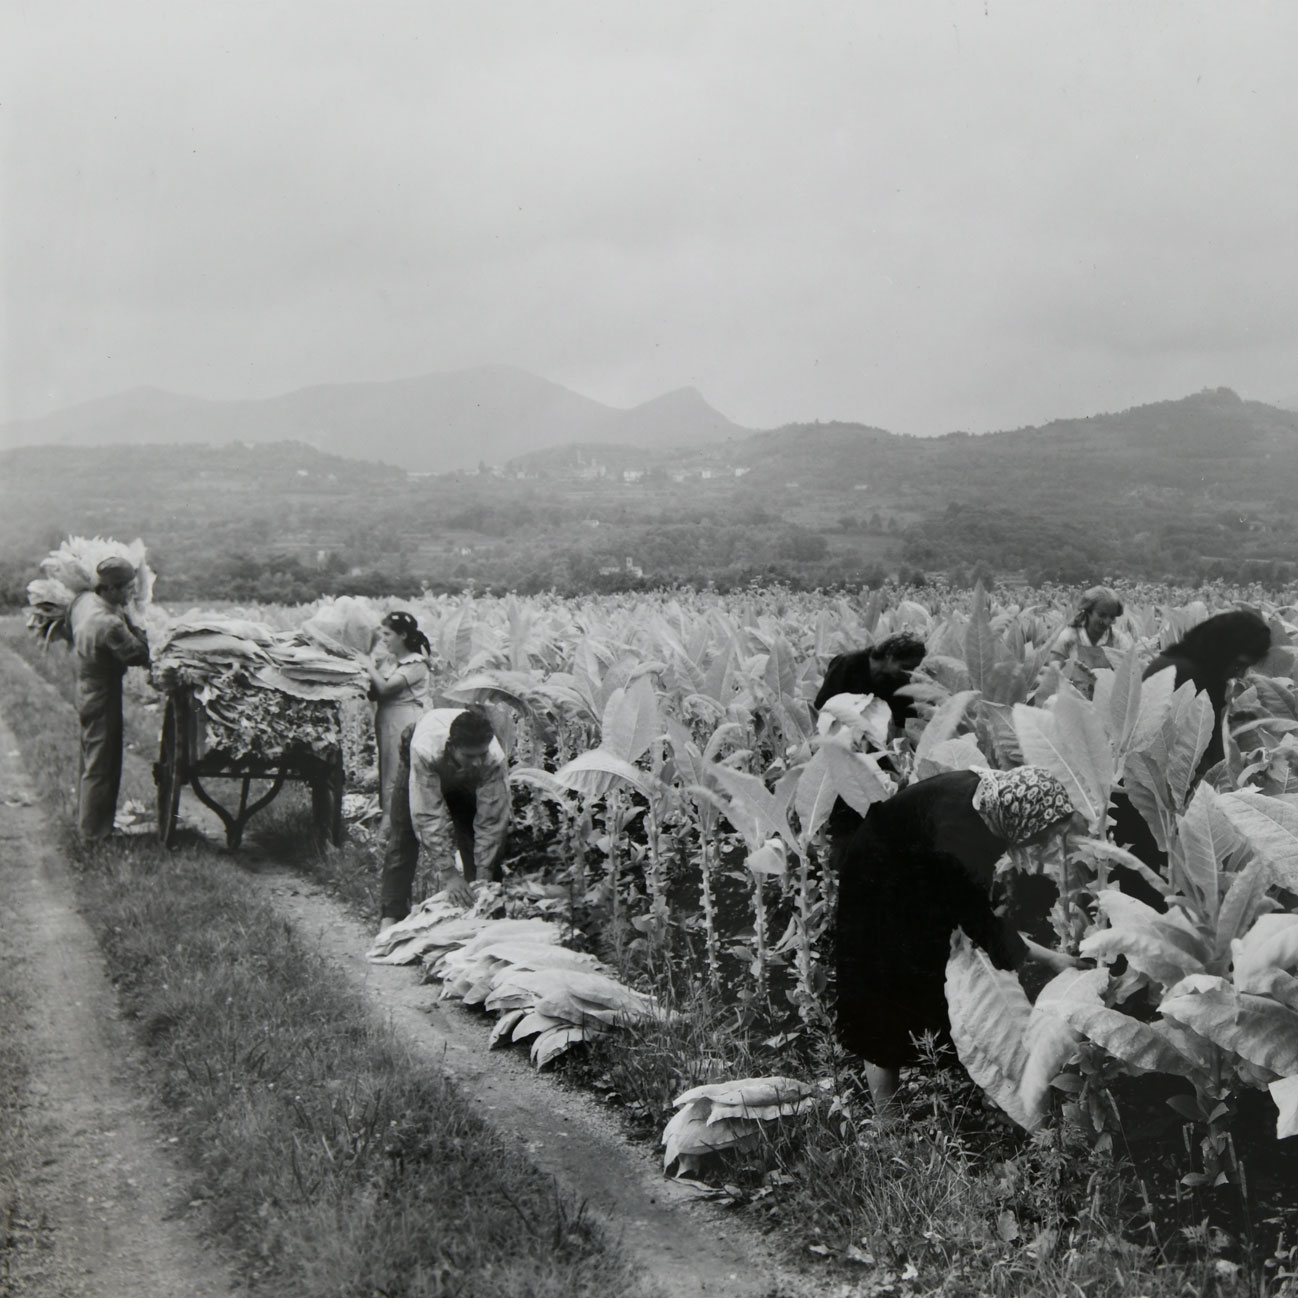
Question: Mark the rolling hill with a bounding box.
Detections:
[0,365,750,473]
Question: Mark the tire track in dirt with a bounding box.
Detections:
[0,712,235,1298]
[250,866,818,1298]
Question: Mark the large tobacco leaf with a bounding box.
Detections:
[945,931,1085,1131]
[1079,892,1209,990]
[1012,686,1112,829]
[1159,983,1298,1078]
[1216,791,1298,892]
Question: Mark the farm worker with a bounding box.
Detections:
[834,767,1084,1115]
[360,610,431,829]
[813,630,928,733]
[68,556,151,841]
[1109,608,1272,900]
[814,630,928,840]
[378,707,510,932]
[1141,608,1271,777]
[1044,587,1126,698]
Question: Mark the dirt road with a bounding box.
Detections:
[0,713,235,1298]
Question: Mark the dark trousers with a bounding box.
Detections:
[77,686,124,841]
[379,728,485,921]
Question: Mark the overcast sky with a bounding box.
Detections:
[3,1,1295,439]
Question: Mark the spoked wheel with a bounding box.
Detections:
[154,697,184,847]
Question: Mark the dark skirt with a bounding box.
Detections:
[835,832,1023,1069]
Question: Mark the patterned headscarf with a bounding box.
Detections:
[972,767,1075,845]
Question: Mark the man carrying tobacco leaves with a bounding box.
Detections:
[69,556,151,841]
[377,707,511,934]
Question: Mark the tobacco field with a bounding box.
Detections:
[32,578,1298,1294]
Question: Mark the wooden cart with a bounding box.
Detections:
[153,685,344,852]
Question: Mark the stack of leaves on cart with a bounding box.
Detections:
[190,669,344,763]
[25,535,154,648]
[151,612,368,764]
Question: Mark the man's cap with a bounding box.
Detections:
[96,556,136,584]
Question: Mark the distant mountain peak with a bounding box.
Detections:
[0,365,750,470]
[631,385,710,410]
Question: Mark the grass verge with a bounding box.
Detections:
[0,633,653,1298]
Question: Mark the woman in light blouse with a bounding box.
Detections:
[363,610,431,826]
[1046,586,1126,697]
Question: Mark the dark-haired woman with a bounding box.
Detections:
[1143,609,1271,777]
[814,629,928,731]
[1110,608,1272,903]
[363,610,431,824]
[835,767,1083,1113]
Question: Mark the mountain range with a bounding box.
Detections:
[0,365,749,473]
[3,379,1297,600]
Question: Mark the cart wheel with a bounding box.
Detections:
[310,757,345,854]
[154,698,184,847]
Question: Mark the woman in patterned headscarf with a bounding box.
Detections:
[834,766,1084,1114]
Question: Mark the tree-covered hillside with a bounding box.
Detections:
[3,388,1295,604]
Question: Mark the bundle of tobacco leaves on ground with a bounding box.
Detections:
[26,535,155,648]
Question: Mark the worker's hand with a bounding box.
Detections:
[440,870,475,909]
[1021,936,1080,974]
[1039,948,1080,975]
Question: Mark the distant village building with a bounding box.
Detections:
[576,450,608,480]
[599,556,644,578]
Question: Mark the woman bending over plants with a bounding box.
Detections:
[1142,607,1271,777]
[1109,608,1273,896]
[834,767,1086,1114]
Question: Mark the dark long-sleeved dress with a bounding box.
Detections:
[1141,650,1232,777]
[834,770,1025,1069]
[814,649,918,731]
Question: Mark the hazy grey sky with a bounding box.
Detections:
[3,1,1295,437]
